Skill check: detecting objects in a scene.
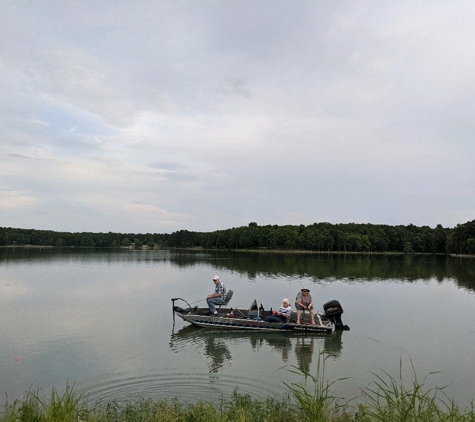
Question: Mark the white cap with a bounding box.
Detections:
[213,275,219,281]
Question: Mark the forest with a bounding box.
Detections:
[1,219,474,255]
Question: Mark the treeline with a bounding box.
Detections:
[0,228,162,249]
[1,219,474,254]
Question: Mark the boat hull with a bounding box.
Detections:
[175,311,333,334]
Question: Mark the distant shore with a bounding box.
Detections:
[1,244,473,258]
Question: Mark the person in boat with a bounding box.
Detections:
[264,298,292,323]
[207,275,227,315]
[295,287,316,325]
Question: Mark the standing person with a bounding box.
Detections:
[264,298,292,323]
[295,287,316,325]
[207,275,227,315]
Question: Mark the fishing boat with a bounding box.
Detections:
[171,292,348,334]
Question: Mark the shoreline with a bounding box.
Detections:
[1,244,473,258]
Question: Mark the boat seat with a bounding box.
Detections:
[218,289,233,311]
[249,299,268,317]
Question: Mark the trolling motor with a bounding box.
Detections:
[171,297,193,312]
[323,300,350,331]
[171,297,194,325]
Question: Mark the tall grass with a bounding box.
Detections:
[351,357,475,422]
[285,352,348,421]
[2,383,82,422]
[2,358,474,421]
[1,389,296,422]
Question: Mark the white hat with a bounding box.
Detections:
[213,275,219,281]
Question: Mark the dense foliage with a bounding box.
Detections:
[446,219,475,255]
[1,219,474,254]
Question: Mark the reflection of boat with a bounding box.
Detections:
[170,325,294,365]
[169,324,345,372]
[324,328,344,359]
[172,297,348,334]
[171,324,307,344]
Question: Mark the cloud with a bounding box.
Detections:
[0,189,38,211]
[1,1,474,232]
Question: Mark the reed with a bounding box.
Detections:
[350,357,475,422]
[2,383,82,422]
[1,389,296,422]
[2,360,474,421]
[284,352,348,421]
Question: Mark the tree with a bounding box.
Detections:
[0,228,8,246]
[446,220,475,254]
[466,238,475,255]
[121,237,131,247]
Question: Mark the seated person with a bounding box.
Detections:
[207,275,227,315]
[295,287,316,325]
[264,298,292,323]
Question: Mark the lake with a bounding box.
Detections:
[1,248,474,408]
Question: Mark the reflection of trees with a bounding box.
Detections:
[3,248,475,293]
[210,252,454,282]
[446,257,475,291]
[168,251,475,293]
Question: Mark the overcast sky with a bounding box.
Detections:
[1,1,474,234]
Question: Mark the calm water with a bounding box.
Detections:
[1,248,475,407]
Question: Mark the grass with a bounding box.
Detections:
[349,357,475,422]
[2,357,475,421]
[2,384,82,422]
[284,352,349,422]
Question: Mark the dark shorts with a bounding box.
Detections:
[295,302,313,311]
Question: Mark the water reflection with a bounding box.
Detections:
[170,326,344,374]
[247,331,292,363]
[204,335,232,373]
[295,337,313,373]
[2,248,475,407]
[324,329,343,359]
[2,248,473,292]
[202,252,475,286]
[292,330,344,373]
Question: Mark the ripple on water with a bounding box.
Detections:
[79,371,287,405]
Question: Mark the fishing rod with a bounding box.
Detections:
[189,298,207,305]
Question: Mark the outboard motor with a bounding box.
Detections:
[323,300,349,330]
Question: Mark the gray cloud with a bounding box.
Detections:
[1,1,474,233]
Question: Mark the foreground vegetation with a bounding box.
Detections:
[3,359,474,422]
[1,219,475,255]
